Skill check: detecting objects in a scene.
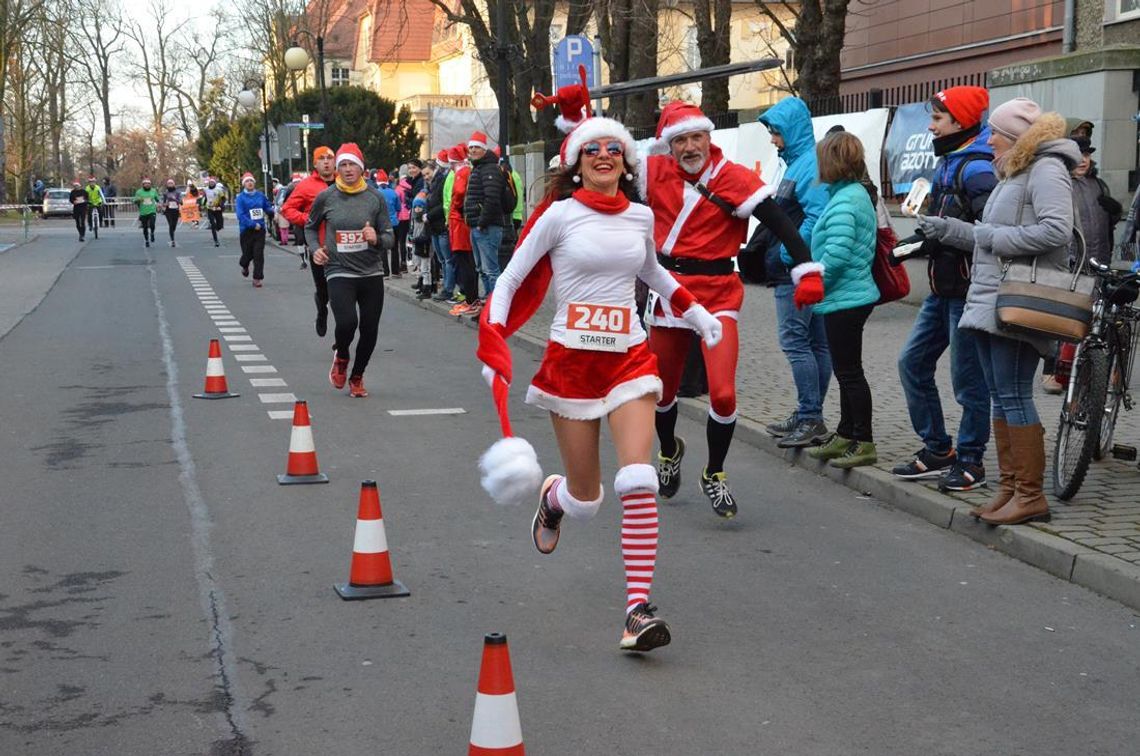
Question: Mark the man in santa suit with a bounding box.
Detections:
[645,101,824,518]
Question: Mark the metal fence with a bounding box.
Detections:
[805,71,991,117]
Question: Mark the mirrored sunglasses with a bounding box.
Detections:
[582,140,625,158]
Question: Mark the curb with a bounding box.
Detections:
[384,280,1140,614]
[0,232,40,255]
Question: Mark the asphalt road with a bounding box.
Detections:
[2,223,1139,755]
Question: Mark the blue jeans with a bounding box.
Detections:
[898,294,991,462]
[974,331,1042,426]
[773,283,831,421]
[432,232,455,297]
[471,225,503,294]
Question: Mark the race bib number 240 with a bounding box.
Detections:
[565,303,632,353]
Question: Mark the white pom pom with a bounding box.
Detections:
[479,436,544,507]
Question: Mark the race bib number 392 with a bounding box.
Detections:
[335,229,368,253]
[565,302,632,353]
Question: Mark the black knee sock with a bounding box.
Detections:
[655,404,679,458]
[706,416,736,475]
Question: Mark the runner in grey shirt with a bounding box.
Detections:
[307,143,395,398]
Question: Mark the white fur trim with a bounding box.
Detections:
[709,406,738,424]
[525,375,662,420]
[555,114,585,134]
[655,398,678,412]
[335,152,364,169]
[790,261,825,285]
[479,436,544,507]
[733,184,777,218]
[467,139,487,149]
[658,116,715,147]
[562,118,640,174]
[554,480,604,520]
[614,463,659,496]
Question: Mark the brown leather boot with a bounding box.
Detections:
[971,418,1014,518]
[980,423,1050,525]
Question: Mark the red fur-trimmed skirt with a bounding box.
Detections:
[526,340,662,420]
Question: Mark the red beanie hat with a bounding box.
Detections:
[933,86,989,130]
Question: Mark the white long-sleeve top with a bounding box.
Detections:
[489,197,684,347]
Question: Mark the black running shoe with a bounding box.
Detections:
[891,448,956,479]
[700,469,738,518]
[314,292,327,337]
[656,436,685,499]
[939,460,987,492]
[531,475,564,554]
[620,602,671,652]
[765,412,798,437]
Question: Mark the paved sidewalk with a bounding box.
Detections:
[384,269,1140,611]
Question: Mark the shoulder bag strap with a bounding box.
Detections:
[695,182,737,217]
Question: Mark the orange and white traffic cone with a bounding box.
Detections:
[334,480,409,599]
[468,633,524,755]
[192,338,239,399]
[276,400,329,485]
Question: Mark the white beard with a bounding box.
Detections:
[679,155,705,175]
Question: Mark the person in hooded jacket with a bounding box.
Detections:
[757,97,834,449]
[920,98,1080,526]
[891,87,996,492]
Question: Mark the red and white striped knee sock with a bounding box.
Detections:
[616,464,659,614]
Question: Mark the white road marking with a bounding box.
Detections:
[223,335,252,342]
[228,344,259,351]
[241,365,277,373]
[234,354,267,362]
[75,265,120,270]
[250,378,287,387]
[214,321,241,327]
[387,408,467,416]
[218,327,247,333]
[267,410,296,419]
[258,393,297,404]
[209,313,233,319]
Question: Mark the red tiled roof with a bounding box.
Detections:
[309,0,436,63]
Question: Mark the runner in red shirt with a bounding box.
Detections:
[645,102,824,517]
[281,146,338,337]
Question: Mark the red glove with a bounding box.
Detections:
[794,272,824,309]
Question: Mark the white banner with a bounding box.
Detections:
[430,108,501,153]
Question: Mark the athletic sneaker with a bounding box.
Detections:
[348,375,368,398]
[531,475,564,554]
[777,418,829,448]
[620,602,671,652]
[891,448,956,479]
[329,355,349,390]
[765,412,798,438]
[939,460,987,492]
[466,301,483,317]
[241,265,249,278]
[252,279,263,288]
[700,469,737,518]
[431,291,452,302]
[656,436,685,499]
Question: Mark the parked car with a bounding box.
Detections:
[42,188,73,218]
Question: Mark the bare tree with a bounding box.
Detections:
[754,0,852,102]
[170,8,235,143]
[0,0,49,200]
[593,0,659,128]
[693,0,731,115]
[125,10,190,172]
[71,0,125,174]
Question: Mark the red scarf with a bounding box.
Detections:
[476,188,630,436]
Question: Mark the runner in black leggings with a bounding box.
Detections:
[305,143,395,398]
[160,179,182,247]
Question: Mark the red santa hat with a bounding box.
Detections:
[559,116,640,175]
[240,172,256,185]
[335,142,365,169]
[448,144,468,163]
[468,131,489,149]
[650,101,715,154]
[531,64,593,134]
[375,169,389,183]
[436,148,449,164]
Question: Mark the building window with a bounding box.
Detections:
[1115,0,1140,20]
[330,67,350,86]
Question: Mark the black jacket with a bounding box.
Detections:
[463,153,509,229]
[425,167,450,235]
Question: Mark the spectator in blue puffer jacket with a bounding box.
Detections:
[805,132,880,471]
[757,97,834,448]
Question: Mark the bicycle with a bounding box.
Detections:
[90,205,100,240]
[1052,258,1140,500]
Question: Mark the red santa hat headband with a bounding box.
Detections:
[531,65,639,175]
[650,101,715,154]
[531,64,593,134]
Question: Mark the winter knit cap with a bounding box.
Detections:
[335,142,365,170]
[988,97,1042,141]
[313,146,335,161]
[933,86,988,129]
[651,101,715,154]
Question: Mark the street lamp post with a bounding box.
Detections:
[238,80,272,196]
[285,33,330,132]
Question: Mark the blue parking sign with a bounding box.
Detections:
[554,35,595,90]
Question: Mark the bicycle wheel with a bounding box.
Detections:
[92,208,99,239]
[1096,334,1128,460]
[1053,346,1109,500]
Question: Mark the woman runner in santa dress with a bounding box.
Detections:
[477,113,721,652]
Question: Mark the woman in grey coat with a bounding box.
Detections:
[917,98,1080,526]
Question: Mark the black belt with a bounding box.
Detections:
[657,254,735,276]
